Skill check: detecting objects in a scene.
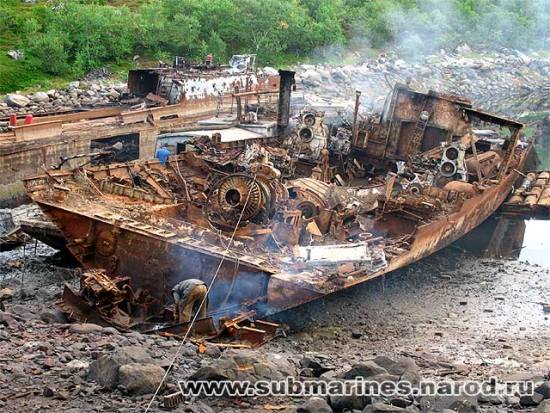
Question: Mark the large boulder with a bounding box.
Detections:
[0,311,22,329]
[372,356,421,384]
[329,394,371,412]
[40,309,68,324]
[262,66,279,76]
[87,346,155,388]
[521,392,544,407]
[189,350,295,383]
[297,397,333,413]
[118,363,165,395]
[302,69,322,84]
[419,394,478,412]
[188,366,229,381]
[299,355,333,377]
[342,361,388,379]
[5,94,30,108]
[536,382,550,400]
[32,92,49,103]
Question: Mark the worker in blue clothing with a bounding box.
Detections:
[155,145,171,165]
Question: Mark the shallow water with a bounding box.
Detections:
[519,219,550,267]
[457,215,550,268]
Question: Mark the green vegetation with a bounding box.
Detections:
[1,0,550,93]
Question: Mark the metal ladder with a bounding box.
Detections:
[408,95,434,154]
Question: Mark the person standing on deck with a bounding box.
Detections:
[156,145,171,165]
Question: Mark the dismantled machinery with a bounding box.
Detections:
[127,54,268,105]
[24,81,536,339]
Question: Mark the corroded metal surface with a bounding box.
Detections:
[500,170,550,219]
[23,83,531,334]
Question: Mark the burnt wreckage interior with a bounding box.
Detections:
[24,72,531,342]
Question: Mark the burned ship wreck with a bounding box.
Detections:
[22,70,536,344]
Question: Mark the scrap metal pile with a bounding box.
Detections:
[501,171,550,218]
[23,83,531,340]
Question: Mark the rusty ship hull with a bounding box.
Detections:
[23,81,536,334]
[26,159,527,321]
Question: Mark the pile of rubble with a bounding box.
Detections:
[0,79,127,117]
[296,46,550,117]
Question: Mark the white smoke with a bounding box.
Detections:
[349,0,550,61]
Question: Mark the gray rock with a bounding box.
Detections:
[331,68,348,82]
[0,311,21,328]
[506,395,521,407]
[351,330,363,339]
[343,361,388,379]
[419,395,478,412]
[189,365,229,381]
[477,393,504,405]
[7,50,24,60]
[364,402,406,412]
[102,326,120,335]
[40,309,68,324]
[65,359,89,370]
[521,392,544,406]
[536,382,550,399]
[537,400,550,413]
[87,346,155,388]
[329,394,371,411]
[180,342,199,356]
[299,356,333,377]
[448,400,478,412]
[303,69,322,83]
[5,94,30,108]
[204,345,221,358]
[298,396,333,413]
[456,44,472,54]
[0,288,14,300]
[118,363,165,395]
[262,67,279,76]
[32,92,49,103]
[388,397,412,408]
[373,356,420,384]
[69,323,104,334]
[189,350,295,383]
[178,402,215,413]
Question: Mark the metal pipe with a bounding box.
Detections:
[232,89,279,98]
[234,86,241,124]
[277,70,295,134]
[352,90,361,146]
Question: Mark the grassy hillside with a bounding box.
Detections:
[1,0,549,94]
[0,0,147,93]
[0,1,52,92]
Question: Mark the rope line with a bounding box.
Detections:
[144,173,257,412]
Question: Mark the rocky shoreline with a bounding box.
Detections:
[295,46,550,118]
[4,46,550,121]
[0,241,548,412]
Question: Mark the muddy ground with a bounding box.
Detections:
[0,237,549,412]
